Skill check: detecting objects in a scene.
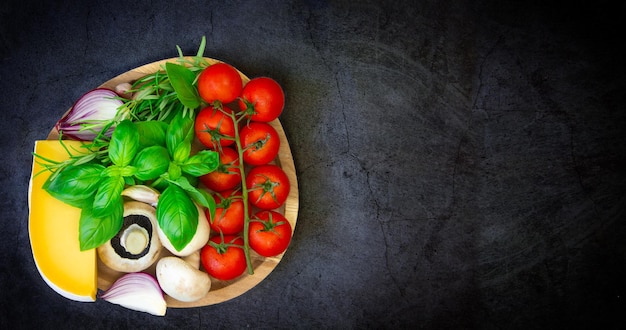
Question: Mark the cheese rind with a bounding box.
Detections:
[28,140,97,302]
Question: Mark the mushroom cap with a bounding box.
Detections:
[182,250,201,269]
[156,256,211,302]
[97,201,162,273]
[157,203,210,257]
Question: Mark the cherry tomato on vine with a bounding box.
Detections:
[207,189,246,235]
[197,62,243,104]
[238,77,285,122]
[195,105,236,149]
[200,235,247,281]
[199,147,242,192]
[239,122,280,165]
[246,164,290,210]
[249,210,292,257]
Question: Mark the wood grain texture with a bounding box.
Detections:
[46,57,299,308]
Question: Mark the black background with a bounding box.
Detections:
[2,1,625,328]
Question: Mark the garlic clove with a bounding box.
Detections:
[115,82,133,98]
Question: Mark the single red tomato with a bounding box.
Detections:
[246,164,290,210]
[200,235,247,281]
[199,147,242,192]
[239,122,280,165]
[238,77,285,122]
[249,210,292,257]
[197,62,243,104]
[195,105,236,149]
[207,189,245,235]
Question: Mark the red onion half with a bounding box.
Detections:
[55,88,125,141]
[100,272,167,316]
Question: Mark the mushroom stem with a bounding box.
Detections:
[121,224,149,255]
[97,201,163,273]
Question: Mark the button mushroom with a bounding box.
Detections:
[183,250,201,269]
[97,201,162,273]
[156,203,210,257]
[156,256,211,302]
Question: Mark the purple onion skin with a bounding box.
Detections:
[55,88,124,141]
[99,272,167,316]
[100,272,164,300]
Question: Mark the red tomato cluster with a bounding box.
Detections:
[194,62,292,281]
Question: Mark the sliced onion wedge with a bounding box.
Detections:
[55,88,124,141]
[100,272,167,316]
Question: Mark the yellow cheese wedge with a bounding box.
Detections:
[28,140,97,302]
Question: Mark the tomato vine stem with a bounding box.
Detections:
[229,110,254,275]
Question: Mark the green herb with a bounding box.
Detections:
[166,175,216,221]
[135,121,168,148]
[92,175,125,217]
[132,146,170,181]
[181,150,219,177]
[165,111,195,162]
[119,37,210,122]
[79,199,123,251]
[156,184,199,251]
[37,36,221,253]
[108,120,139,167]
[166,62,201,110]
[42,163,105,209]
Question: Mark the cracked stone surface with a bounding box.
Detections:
[1,0,625,328]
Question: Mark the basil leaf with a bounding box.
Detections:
[135,121,168,148]
[172,141,191,164]
[168,162,182,180]
[43,163,105,208]
[102,165,123,177]
[132,146,170,181]
[169,176,216,221]
[156,184,198,251]
[109,120,140,167]
[166,113,194,160]
[124,176,136,186]
[103,164,137,178]
[119,166,137,177]
[197,188,216,222]
[166,62,200,109]
[79,199,123,251]
[92,175,125,217]
[184,172,199,187]
[181,149,219,177]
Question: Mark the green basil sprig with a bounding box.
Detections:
[39,37,222,252]
[92,175,125,217]
[166,62,201,110]
[42,163,104,209]
[90,120,140,219]
[165,111,195,165]
[108,120,139,167]
[168,175,216,219]
[43,119,173,250]
[135,121,168,149]
[156,184,199,252]
[133,146,170,181]
[181,150,219,177]
[79,199,123,251]
[153,112,218,250]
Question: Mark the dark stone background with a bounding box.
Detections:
[1,0,625,328]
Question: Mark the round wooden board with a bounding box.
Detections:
[47,57,299,308]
